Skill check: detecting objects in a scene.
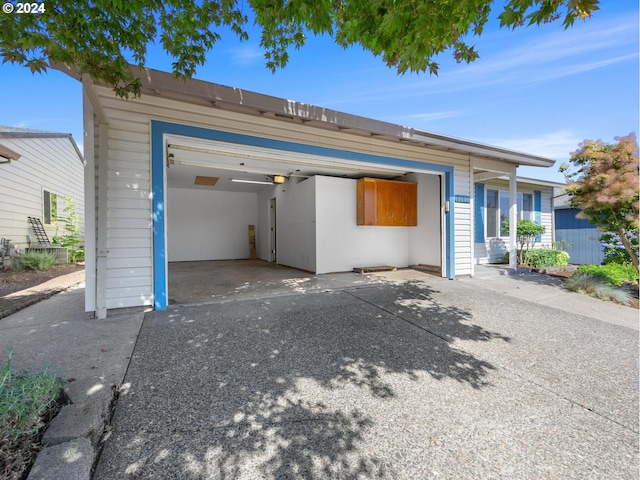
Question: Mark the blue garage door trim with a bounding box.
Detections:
[151,120,457,310]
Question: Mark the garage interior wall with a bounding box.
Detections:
[257,176,317,272]
[406,173,442,268]
[167,187,258,261]
[256,174,443,275]
[315,176,411,274]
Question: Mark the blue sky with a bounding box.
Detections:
[1,1,637,183]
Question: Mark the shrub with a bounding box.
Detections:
[0,352,64,479]
[70,248,85,263]
[511,248,569,268]
[601,232,638,266]
[10,252,57,271]
[503,219,546,264]
[564,273,631,305]
[574,264,639,286]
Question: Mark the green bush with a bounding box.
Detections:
[11,252,57,271]
[0,351,64,479]
[564,273,631,305]
[69,248,84,264]
[574,264,639,286]
[506,249,569,268]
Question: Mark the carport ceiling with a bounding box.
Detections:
[165,134,412,193]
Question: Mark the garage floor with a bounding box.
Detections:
[167,259,394,304]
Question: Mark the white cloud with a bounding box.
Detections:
[481,130,581,161]
[393,13,639,96]
[227,45,263,66]
[398,110,466,122]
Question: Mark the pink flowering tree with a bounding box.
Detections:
[560,133,639,270]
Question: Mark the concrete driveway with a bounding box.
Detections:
[94,273,638,479]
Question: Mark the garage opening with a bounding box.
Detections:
[161,132,445,305]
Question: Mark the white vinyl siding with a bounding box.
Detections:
[0,136,84,252]
[90,85,475,309]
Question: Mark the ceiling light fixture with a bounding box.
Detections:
[231,178,274,185]
[273,175,286,184]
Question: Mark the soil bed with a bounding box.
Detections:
[0,264,84,320]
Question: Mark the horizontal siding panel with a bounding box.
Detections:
[106,276,152,289]
[107,218,152,229]
[109,128,149,143]
[107,247,152,259]
[108,139,150,154]
[106,294,153,309]
[108,228,152,238]
[108,266,152,278]
[107,208,152,220]
[107,257,152,268]
[105,186,151,199]
[109,150,150,164]
[107,237,151,248]
[108,159,151,172]
[107,168,150,181]
[107,198,152,210]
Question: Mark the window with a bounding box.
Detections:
[486,190,534,238]
[486,189,510,237]
[43,190,57,224]
[518,193,533,221]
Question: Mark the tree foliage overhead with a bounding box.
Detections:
[560,133,640,270]
[0,0,599,97]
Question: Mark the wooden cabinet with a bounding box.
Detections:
[356,177,417,226]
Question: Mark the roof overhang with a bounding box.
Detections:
[0,131,84,165]
[516,176,566,188]
[0,143,21,163]
[55,63,556,168]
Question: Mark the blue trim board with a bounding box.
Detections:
[151,127,168,310]
[474,183,485,243]
[534,190,542,242]
[151,120,457,308]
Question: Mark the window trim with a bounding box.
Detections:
[485,188,535,239]
[43,190,58,225]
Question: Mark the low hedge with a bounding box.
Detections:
[506,249,569,268]
[574,263,639,286]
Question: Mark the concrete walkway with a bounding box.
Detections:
[0,266,637,479]
[0,283,144,480]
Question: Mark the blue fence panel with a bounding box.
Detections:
[554,208,604,265]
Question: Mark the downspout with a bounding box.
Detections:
[82,76,109,319]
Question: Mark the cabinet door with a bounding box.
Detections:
[356,178,376,225]
[376,179,405,226]
[403,182,418,226]
[356,177,417,226]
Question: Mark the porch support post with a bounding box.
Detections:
[508,169,518,271]
[95,123,109,319]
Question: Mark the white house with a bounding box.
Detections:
[0,126,84,263]
[57,65,557,318]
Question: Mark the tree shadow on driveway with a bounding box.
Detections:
[95,282,511,479]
